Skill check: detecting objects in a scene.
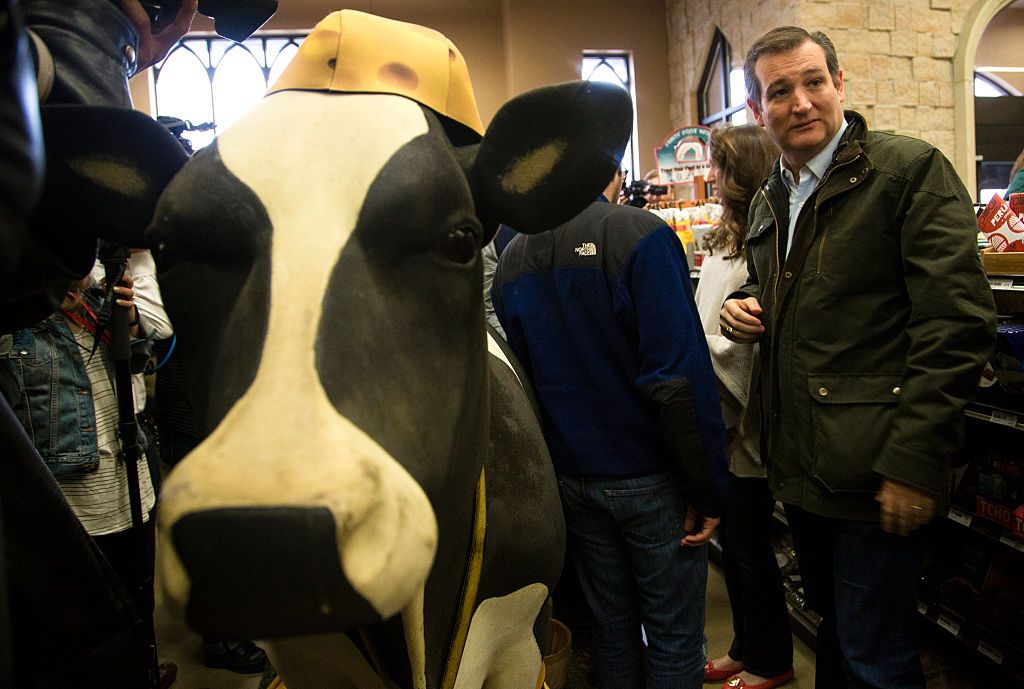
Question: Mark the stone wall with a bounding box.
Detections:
[665,0,980,164]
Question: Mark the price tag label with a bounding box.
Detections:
[937,614,961,636]
[947,507,973,528]
[989,277,1014,289]
[917,602,927,615]
[990,409,1019,427]
[977,641,1005,665]
[999,533,1024,553]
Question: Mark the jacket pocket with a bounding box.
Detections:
[807,373,901,493]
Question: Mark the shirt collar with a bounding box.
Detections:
[781,117,849,188]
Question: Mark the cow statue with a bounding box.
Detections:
[149,10,631,689]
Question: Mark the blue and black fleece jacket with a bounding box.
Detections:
[492,198,728,515]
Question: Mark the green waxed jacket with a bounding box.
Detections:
[737,111,997,521]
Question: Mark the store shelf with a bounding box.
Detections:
[917,591,1024,685]
[964,402,1024,431]
[945,505,1024,555]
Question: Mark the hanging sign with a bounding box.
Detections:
[654,125,712,186]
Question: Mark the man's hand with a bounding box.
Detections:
[120,0,198,73]
[681,506,720,547]
[720,296,764,343]
[876,479,936,537]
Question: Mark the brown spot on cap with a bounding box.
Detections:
[327,58,337,69]
[378,62,419,90]
[449,48,457,62]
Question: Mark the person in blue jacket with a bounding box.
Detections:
[492,166,728,689]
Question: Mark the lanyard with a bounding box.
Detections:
[62,300,111,346]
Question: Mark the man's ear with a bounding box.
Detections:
[747,97,765,127]
[466,80,632,236]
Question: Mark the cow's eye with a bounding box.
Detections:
[443,226,480,265]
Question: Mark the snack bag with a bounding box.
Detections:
[978,193,1024,252]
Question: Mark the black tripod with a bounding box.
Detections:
[99,243,161,689]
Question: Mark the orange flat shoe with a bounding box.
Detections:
[722,668,795,689]
[704,659,743,682]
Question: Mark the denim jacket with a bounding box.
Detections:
[0,315,102,477]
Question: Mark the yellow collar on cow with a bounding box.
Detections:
[266,10,484,138]
[441,467,487,689]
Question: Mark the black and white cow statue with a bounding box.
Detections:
[149,10,631,689]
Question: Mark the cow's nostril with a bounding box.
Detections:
[173,506,382,639]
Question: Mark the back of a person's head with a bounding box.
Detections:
[707,124,778,258]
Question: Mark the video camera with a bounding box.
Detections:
[141,0,278,42]
[625,180,669,208]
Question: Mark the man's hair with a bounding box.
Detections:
[744,26,841,104]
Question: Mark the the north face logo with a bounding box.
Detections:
[575,242,597,256]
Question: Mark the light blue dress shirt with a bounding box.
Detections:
[781,118,849,257]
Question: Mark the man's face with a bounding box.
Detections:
[747,40,845,172]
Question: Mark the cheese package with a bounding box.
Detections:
[978,193,1024,252]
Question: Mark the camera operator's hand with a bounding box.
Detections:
[102,274,142,336]
[120,0,198,73]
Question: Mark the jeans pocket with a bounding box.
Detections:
[604,476,686,544]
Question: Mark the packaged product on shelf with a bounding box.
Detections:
[978,193,1024,252]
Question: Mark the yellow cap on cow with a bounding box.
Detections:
[266,10,484,137]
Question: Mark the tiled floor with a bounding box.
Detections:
[154,555,814,689]
[703,561,816,689]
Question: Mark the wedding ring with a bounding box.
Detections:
[724,325,735,334]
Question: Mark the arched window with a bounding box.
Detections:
[699,28,746,127]
[974,71,1017,97]
[582,52,637,183]
[153,35,305,150]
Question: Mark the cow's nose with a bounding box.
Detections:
[172,506,383,639]
[157,381,439,637]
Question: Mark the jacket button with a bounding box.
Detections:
[892,386,902,396]
[19,350,28,355]
[818,387,829,397]
[849,177,857,183]
[123,44,136,67]
[784,271,793,279]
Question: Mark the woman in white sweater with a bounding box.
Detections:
[696,125,796,689]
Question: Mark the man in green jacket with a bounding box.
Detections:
[721,26,996,689]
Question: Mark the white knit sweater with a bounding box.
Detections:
[693,251,765,478]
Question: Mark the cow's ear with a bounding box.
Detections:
[468,80,632,236]
[31,105,189,252]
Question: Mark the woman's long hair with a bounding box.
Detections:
[706,124,778,259]
[1010,148,1024,183]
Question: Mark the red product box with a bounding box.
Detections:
[975,495,1024,537]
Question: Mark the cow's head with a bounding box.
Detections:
[150,9,630,643]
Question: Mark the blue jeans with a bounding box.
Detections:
[558,473,707,689]
[785,505,926,689]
